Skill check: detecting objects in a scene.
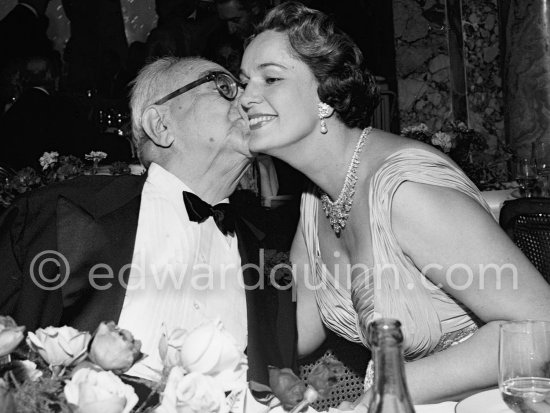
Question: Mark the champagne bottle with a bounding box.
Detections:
[367,318,416,413]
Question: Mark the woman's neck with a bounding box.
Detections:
[275,125,368,201]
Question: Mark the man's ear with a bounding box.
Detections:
[141,105,174,148]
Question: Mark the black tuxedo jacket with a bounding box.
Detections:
[0,174,297,385]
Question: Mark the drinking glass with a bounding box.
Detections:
[535,140,550,197]
[515,158,539,198]
[499,320,550,413]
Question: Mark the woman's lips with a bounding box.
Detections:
[249,115,277,130]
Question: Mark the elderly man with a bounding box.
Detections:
[0,56,296,385]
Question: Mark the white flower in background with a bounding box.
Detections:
[27,326,91,367]
[88,321,142,374]
[39,151,59,170]
[84,151,108,162]
[64,368,138,413]
[172,319,247,391]
[0,316,25,357]
[401,123,429,134]
[155,367,228,413]
[455,121,468,131]
[431,131,453,153]
[158,326,187,369]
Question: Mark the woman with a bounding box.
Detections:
[239,1,550,406]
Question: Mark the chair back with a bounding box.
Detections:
[499,198,550,282]
[298,331,370,410]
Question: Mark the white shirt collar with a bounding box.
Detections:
[147,162,229,206]
[19,2,38,18]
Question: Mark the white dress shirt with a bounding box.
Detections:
[118,163,247,380]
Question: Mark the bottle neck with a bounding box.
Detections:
[372,339,408,395]
[367,318,415,412]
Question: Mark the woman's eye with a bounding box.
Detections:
[265,77,281,84]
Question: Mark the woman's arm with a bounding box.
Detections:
[290,215,327,357]
[389,182,550,403]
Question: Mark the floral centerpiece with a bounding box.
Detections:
[0,151,133,209]
[401,122,514,190]
[0,316,344,413]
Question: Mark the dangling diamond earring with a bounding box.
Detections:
[318,102,331,134]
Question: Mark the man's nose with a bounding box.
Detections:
[229,92,246,121]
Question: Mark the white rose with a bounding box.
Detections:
[158,327,187,368]
[156,367,228,413]
[27,326,91,367]
[0,316,25,357]
[177,320,247,391]
[64,368,138,413]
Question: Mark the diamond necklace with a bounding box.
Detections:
[320,126,371,236]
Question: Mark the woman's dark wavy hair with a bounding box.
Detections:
[254,1,380,129]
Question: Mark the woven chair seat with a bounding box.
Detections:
[298,331,370,410]
[499,198,550,283]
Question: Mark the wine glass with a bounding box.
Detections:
[499,320,550,413]
[515,158,539,198]
[535,140,550,197]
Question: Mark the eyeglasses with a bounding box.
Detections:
[153,71,244,105]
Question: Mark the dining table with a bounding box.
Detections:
[316,388,517,413]
[309,386,523,413]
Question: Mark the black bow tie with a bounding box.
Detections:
[182,191,236,235]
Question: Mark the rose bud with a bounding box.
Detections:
[307,356,345,397]
[268,366,307,411]
[88,322,142,374]
[158,327,187,369]
[0,316,25,358]
[27,326,91,367]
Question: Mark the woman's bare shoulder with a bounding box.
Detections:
[365,129,445,167]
